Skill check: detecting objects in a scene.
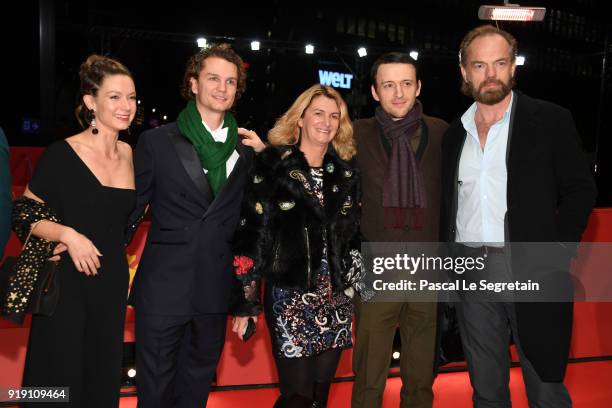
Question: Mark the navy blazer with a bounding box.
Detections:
[130,123,254,315]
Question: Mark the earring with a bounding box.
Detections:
[90,109,98,134]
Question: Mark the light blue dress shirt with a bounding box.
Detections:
[456,92,514,245]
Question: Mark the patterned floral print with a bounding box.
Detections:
[267,257,353,358]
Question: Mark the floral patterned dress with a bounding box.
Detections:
[263,167,353,358]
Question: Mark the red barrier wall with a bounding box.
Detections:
[8,147,44,187]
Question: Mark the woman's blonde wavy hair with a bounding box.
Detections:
[267,84,355,161]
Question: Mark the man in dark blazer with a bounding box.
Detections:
[130,44,263,407]
[440,25,596,407]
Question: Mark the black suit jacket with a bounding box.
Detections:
[130,122,254,315]
[440,91,596,381]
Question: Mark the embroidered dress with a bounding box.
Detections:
[264,167,353,358]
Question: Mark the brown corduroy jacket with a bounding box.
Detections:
[355,114,449,242]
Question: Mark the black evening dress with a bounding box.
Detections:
[22,140,135,408]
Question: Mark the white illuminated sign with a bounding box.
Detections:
[318,70,353,89]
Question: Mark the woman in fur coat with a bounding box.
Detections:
[230,84,369,407]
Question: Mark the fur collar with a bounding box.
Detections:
[254,145,358,220]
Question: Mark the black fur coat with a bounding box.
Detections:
[230,145,361,315]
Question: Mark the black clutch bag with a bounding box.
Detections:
[0,216,61,322]
[0,256,60,318]
[242,317,256,342]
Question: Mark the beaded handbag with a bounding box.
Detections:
[0,220,60,323]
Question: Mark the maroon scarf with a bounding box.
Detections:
[375,100,427,230]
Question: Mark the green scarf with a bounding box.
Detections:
[176,100,238,196]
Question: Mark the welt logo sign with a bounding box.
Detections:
[318,70,354,89]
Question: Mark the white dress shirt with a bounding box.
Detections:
[201,120,239,176]
[456,92,514,246]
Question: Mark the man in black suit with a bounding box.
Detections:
[440,25,596,407]
[131,44,264,407]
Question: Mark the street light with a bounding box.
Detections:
[197,37,207,48]
[305,44,314,54]
[357,47,367,58]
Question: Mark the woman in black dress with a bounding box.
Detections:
[20,55,136,407]
[231,85,368,407]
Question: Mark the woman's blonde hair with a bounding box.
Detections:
[267,84,355,161]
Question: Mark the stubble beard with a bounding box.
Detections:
[469,77,515,105]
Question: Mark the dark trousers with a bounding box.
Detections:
[456,251,571,408]
[135,312,226,408]
[351,300,437,408]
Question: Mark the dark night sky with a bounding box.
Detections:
[2,0,611,203]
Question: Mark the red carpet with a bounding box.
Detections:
[118,360,612,407]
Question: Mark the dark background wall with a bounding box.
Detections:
[1,0,610,203]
